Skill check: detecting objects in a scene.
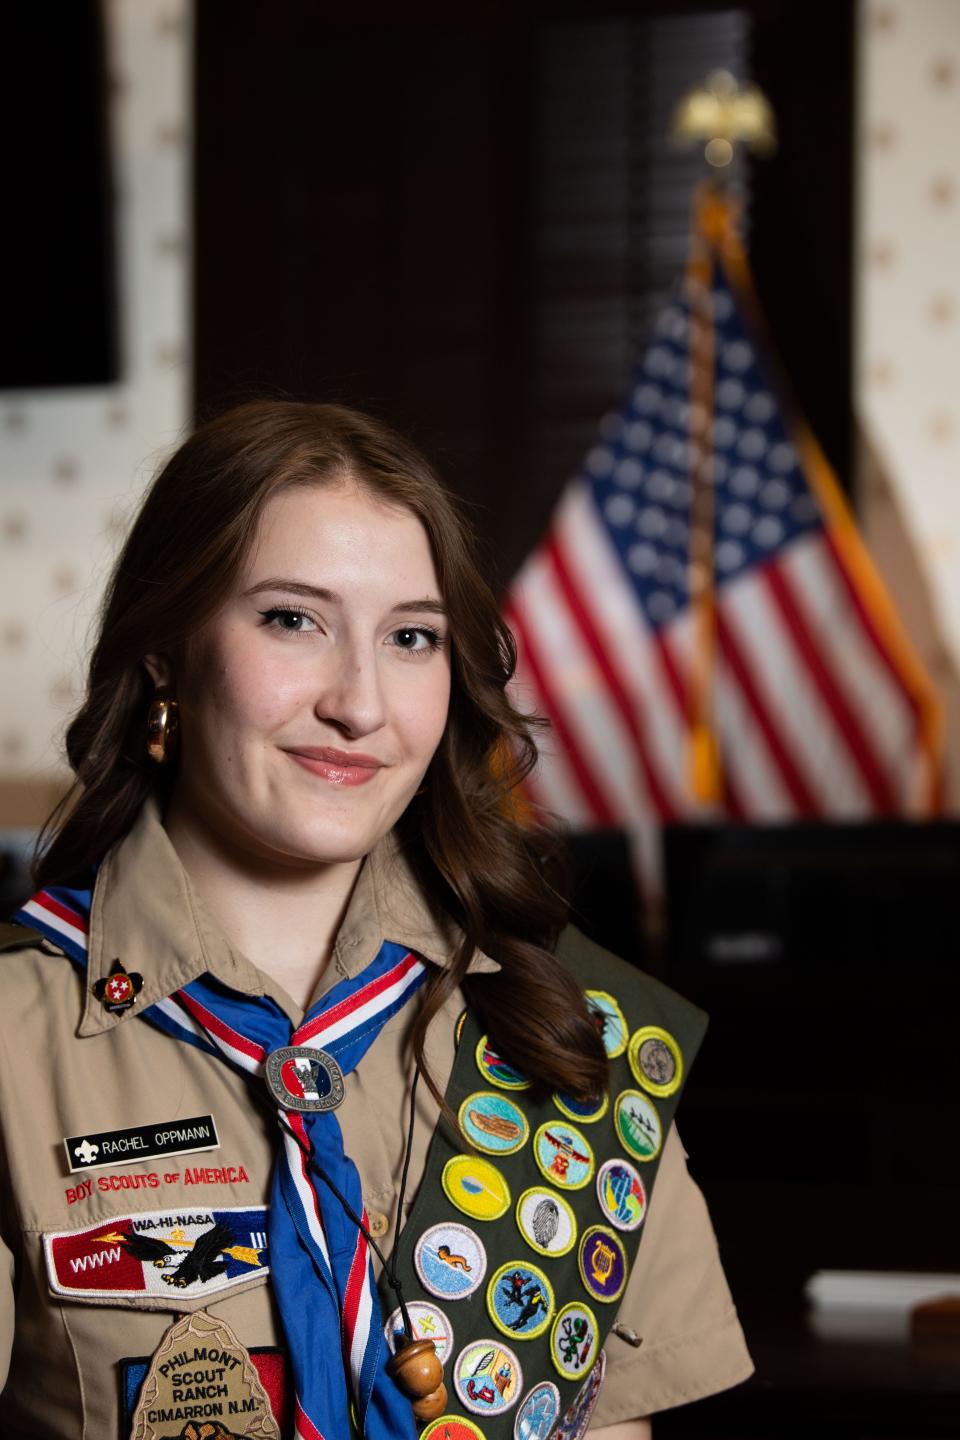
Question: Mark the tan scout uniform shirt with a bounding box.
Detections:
[0,799,752,1437]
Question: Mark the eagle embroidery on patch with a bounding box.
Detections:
[44,1206,268,1299]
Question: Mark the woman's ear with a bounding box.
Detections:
[143,654,174,689]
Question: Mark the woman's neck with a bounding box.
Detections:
[162,795,364,1012]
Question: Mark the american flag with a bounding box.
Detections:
[504,199,942,889]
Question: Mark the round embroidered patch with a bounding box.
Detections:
[454,1339,523,1416]
[459,1091,530,1156]
[476,1035,530,1090]
[455,1008,467,1048]
[442,1154,512,1221]
[596,1158,647,1232]
[578,1226,628,1304]
[487,1261,555,1341]
[414,1221,487,1300]
[515,1187,577,1259]
[419,1417,488,1440]
[549,1302,599,1381]
[613,1089,663,1162]
[532,1121,594,1190]
[513,1380,561,1440]
[584,990,628,1058]
[552,1089,609,1125]
[384,1300,455,1364]
[628,1024,683,1098]
[555,1351,607,1439]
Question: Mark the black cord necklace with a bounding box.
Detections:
[279,1062,421,1340]
[278,1062,448,1421]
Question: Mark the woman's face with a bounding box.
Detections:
[149,482,452,869]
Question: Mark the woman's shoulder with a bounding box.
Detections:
[0,921,77,1014]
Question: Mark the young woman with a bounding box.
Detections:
[0,402,751,1440]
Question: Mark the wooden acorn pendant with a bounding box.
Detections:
[386,1336,447,1421]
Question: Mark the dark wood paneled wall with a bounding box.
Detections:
[194,2,855,588]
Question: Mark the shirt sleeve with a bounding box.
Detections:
[588,1124,753,1429]
[0,1228,12,1394]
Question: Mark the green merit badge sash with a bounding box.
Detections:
[381,925,708,1440]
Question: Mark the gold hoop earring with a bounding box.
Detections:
[146,690,179,764]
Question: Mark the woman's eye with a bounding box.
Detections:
[258,607,317,634]
[389,625,443,655]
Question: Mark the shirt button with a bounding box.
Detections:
[368,1211,390,1239]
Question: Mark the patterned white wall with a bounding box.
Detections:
[0,0,190,796]
[857,0,960,666]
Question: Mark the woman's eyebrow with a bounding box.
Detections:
[242,578,446,615]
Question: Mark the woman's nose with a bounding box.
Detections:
[314,644,386,738]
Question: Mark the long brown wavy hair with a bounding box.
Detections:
[35,401,607,1104]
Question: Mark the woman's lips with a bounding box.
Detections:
[284,748,384,787]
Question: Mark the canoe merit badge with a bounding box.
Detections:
[556,1351,607,1440]
[596,1158,647,1232]
[487,1261,555,1340]
[584,991,628,1058]
[475,1035,531,1090]
[550,1302,599,1381]
[513,1380,561,1440]
[264,1046,344,1113]
[515,1187,577,1259]
[532,1121,594,1190]
[613,1090,663,1163]
[442,1155,511,1221]
[415,1221,487,1300]
[578,1226,628,1304]
[43,1206,269,1300]
[628,1025,683,1098]
[92,958,143,1015]
[130,1309,280,1440]
[458,1091,530,1156]
[384,1300,455,1364]
[454,1338,523,1416]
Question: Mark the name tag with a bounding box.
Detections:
[63,1115,219,1173]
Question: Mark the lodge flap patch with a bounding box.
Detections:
[44,1205,268,1300]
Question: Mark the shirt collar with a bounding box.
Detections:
[78,795,498,1037]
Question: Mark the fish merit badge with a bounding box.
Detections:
[92,958,143,1014]
[44,1206,269,1300]
[130,1309,280,1440]
[63,1114,219,1173]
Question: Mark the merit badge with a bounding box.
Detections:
[550,1302,599,1381]
[459,1092,530,1156]
[384,1300,454,1364]
[532,1121,594,1190]
[613,1089,662,1163]
[628,1024,683,1098]
[454,1339,523,1416]
[63,1114,219,1173]
[44,1205,268,1300]
[442,1155,511,1221]
[556,1351,607,1440]
[476,1035,530,1090]
[129,1309,280,1440]
[596,1158,647,1232]
[578,1226,628,1304]
[553,1090,609,1125]
[420,1418,488,1440]
[515,1187,577,1259]
[264,1045,344,1112]
[584,990,628,1058]
[513,1380,561,1440]
[92,958,143,1015]
[415,1221,486,1300]
[487,1261,555,1341]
